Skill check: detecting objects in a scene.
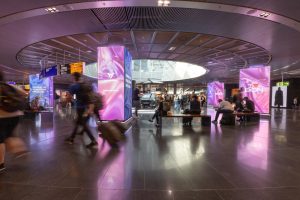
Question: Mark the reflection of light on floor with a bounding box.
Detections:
[237,121,269,170]
[165,138,205,170]
[271,108,287,130]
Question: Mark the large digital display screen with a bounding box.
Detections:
[29,74,54,108]
[124,48,132,120]
[239,66,270,113]
[272,86,287,108]
[207,81,224,107]
[98,46,125,121]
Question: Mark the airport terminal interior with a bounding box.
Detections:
[1,0,300,199]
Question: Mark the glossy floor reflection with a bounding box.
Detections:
[1,108,300,199]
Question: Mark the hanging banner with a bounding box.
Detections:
[239,66,270,113]
[207,81,224,107]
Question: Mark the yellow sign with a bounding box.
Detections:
[24,84,30,90]
[70,62,84,74]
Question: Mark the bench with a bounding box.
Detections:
[220,112,260,125]
[159,113,211,127]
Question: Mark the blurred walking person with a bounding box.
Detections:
[0,71,29,172]
[65,72,98,148]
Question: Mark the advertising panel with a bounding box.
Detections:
[207,81,224,107]
[272,86,287,108]
[124,48,132,120]
[239,66,270,113]
[98,46,125,121]
[29,74,54,108]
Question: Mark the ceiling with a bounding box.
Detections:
[0,0,300,83]
[17,31,271,82]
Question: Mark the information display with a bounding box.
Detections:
[239,66,270,113]
[207,81,224,107]
[29,74,54,108]
[272,86,287,108]
[59,64,70,75]
[98,46,125,121]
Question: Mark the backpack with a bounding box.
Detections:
[92,92,103,110]
[163,101,171,112]
[0,83,26,112]
[77,83,93,106]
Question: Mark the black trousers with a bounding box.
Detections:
[70,108,96,142]
[151,110,160,124]
[214,110,233,121]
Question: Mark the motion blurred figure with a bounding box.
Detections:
[65,72,98,148]
[0,71,29,172]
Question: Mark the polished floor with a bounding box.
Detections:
[1,108,300,199]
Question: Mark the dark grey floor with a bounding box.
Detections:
[1,108,300,200]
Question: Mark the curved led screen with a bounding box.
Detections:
[83,60,207,83]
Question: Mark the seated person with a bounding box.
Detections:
[212,99,234,124]
[149,97,164,127]
[242,97,255,113]
[183,95,201,126]
[190,95,201,114]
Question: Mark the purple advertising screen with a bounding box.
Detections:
[98,46,125,121]
[29,74,54,108]
[207,81,224,107]
[239,66,270,113]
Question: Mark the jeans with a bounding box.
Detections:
[214,109,233,121]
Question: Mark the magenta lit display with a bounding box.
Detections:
[97,46,132,121]
[207,81,224,107]
[239,66,270,114]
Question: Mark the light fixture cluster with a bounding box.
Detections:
[158,0,170,7]
[260,12,270,18]
[45,7,59,13]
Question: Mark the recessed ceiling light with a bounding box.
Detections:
[168,46,176,51]
[45,7,59,13]
[86,50,92,53]
[259,12,270,18]
[158,0,170,6]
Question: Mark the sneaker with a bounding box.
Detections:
[211,120,217,124]
[14,150,31,159]
[148,119,153,123]
[86,141,98,148]
[0,163,5,172]
[64,138,74,144]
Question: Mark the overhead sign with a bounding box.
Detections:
[70,62,84,74]
[59,64,70,75]
[40,65,58,78]
[276,81,289,87]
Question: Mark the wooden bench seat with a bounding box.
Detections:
[160,113,211,127]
